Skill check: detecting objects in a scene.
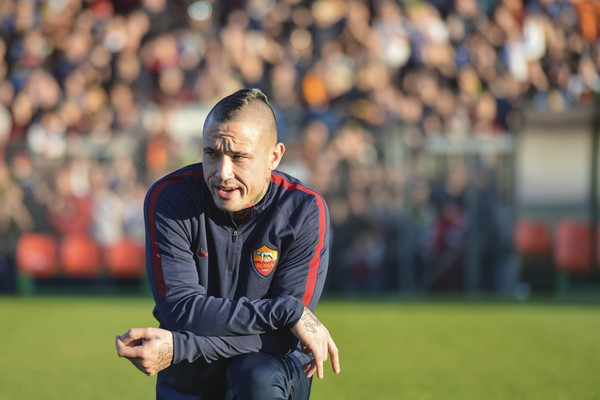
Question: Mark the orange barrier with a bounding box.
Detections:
[16,233,59,278]
[60,234,103,278]
[104,238,145,278]
[514,219,552,255]
[553,219,592,273]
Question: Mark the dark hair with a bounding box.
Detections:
[207,88,276,123]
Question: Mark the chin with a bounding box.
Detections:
[214,198,242,213]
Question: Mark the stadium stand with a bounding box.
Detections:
[0,0,599,295]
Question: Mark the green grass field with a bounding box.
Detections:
[0,296,598,400]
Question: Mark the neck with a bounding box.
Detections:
[231,182,270,224]
[232,207,252,225]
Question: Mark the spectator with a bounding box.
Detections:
[46,163,93,236]
[0,160,33,245]
[0,0,598,294]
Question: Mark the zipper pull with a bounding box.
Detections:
[233,229,238,243]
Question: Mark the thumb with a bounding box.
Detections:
[115,335,129,357]
[119,327,148,344]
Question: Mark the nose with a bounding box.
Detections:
[216,155,235,181]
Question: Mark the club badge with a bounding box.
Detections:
[252,245,278,276]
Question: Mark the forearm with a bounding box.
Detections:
[171,330,299,365]
[155,293,305,336]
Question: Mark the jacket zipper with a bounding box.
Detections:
[232,229,238,243]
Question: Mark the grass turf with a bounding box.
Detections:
[0,296,598,399]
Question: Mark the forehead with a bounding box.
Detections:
[204,117,259,145]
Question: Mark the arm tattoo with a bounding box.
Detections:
[301,307,322,335]
[157,343,173,372]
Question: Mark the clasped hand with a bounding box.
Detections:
[115,327,174,377]
[116,308,341,380]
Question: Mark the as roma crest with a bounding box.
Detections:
[252,245,278,276]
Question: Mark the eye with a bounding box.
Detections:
[204,149,218,157]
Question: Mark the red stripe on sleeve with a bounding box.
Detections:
[271,173,327,307]
[146,169,203,298]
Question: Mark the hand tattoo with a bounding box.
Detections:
[301,307,322,335]
[157,342,173,372]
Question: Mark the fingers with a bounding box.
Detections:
[116,327,152,359]
[118,327,148,344]
[316,358,325,379]
[115,335,143,359]
[328,336,341,375]
[115,335,123,355]
[302,335,340,379]
[302,342,326,379]
[303,360,317,378]
[317,337,327,379]
[117,328,132,343]
[127,339,144,347]
[115,334,155,376]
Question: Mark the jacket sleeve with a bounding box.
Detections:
[269,195,330,312]
[171,330,299,365]
[145,184,304,337]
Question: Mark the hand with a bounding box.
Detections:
[115,327,174,376]
[290,307,340,379]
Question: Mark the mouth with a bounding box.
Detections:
[215,185,240,199]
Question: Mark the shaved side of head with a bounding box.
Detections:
[204,88,278,147]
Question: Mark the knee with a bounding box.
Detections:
[225,353,285,399]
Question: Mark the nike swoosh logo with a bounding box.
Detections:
[198,247,208,257]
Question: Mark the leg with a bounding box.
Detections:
[225,353,312,400]
[157,359,229,400]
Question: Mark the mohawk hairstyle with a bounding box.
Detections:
[207,88,276,124]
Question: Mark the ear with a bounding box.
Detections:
[268,142,285,170]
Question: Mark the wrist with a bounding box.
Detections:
[170,330,184,365]
[284,298,306,329]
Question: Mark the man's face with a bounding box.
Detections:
[202,111,283,213]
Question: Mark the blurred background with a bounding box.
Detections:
[1,0,599,299]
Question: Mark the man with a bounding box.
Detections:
[116,88,340,399]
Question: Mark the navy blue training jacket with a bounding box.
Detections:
[144,163,330,373]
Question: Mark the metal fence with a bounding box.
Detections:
[1,115,522,296]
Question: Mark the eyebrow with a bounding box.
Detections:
[203,146,251,157]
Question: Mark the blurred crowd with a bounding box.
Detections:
[0,0,599,293]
